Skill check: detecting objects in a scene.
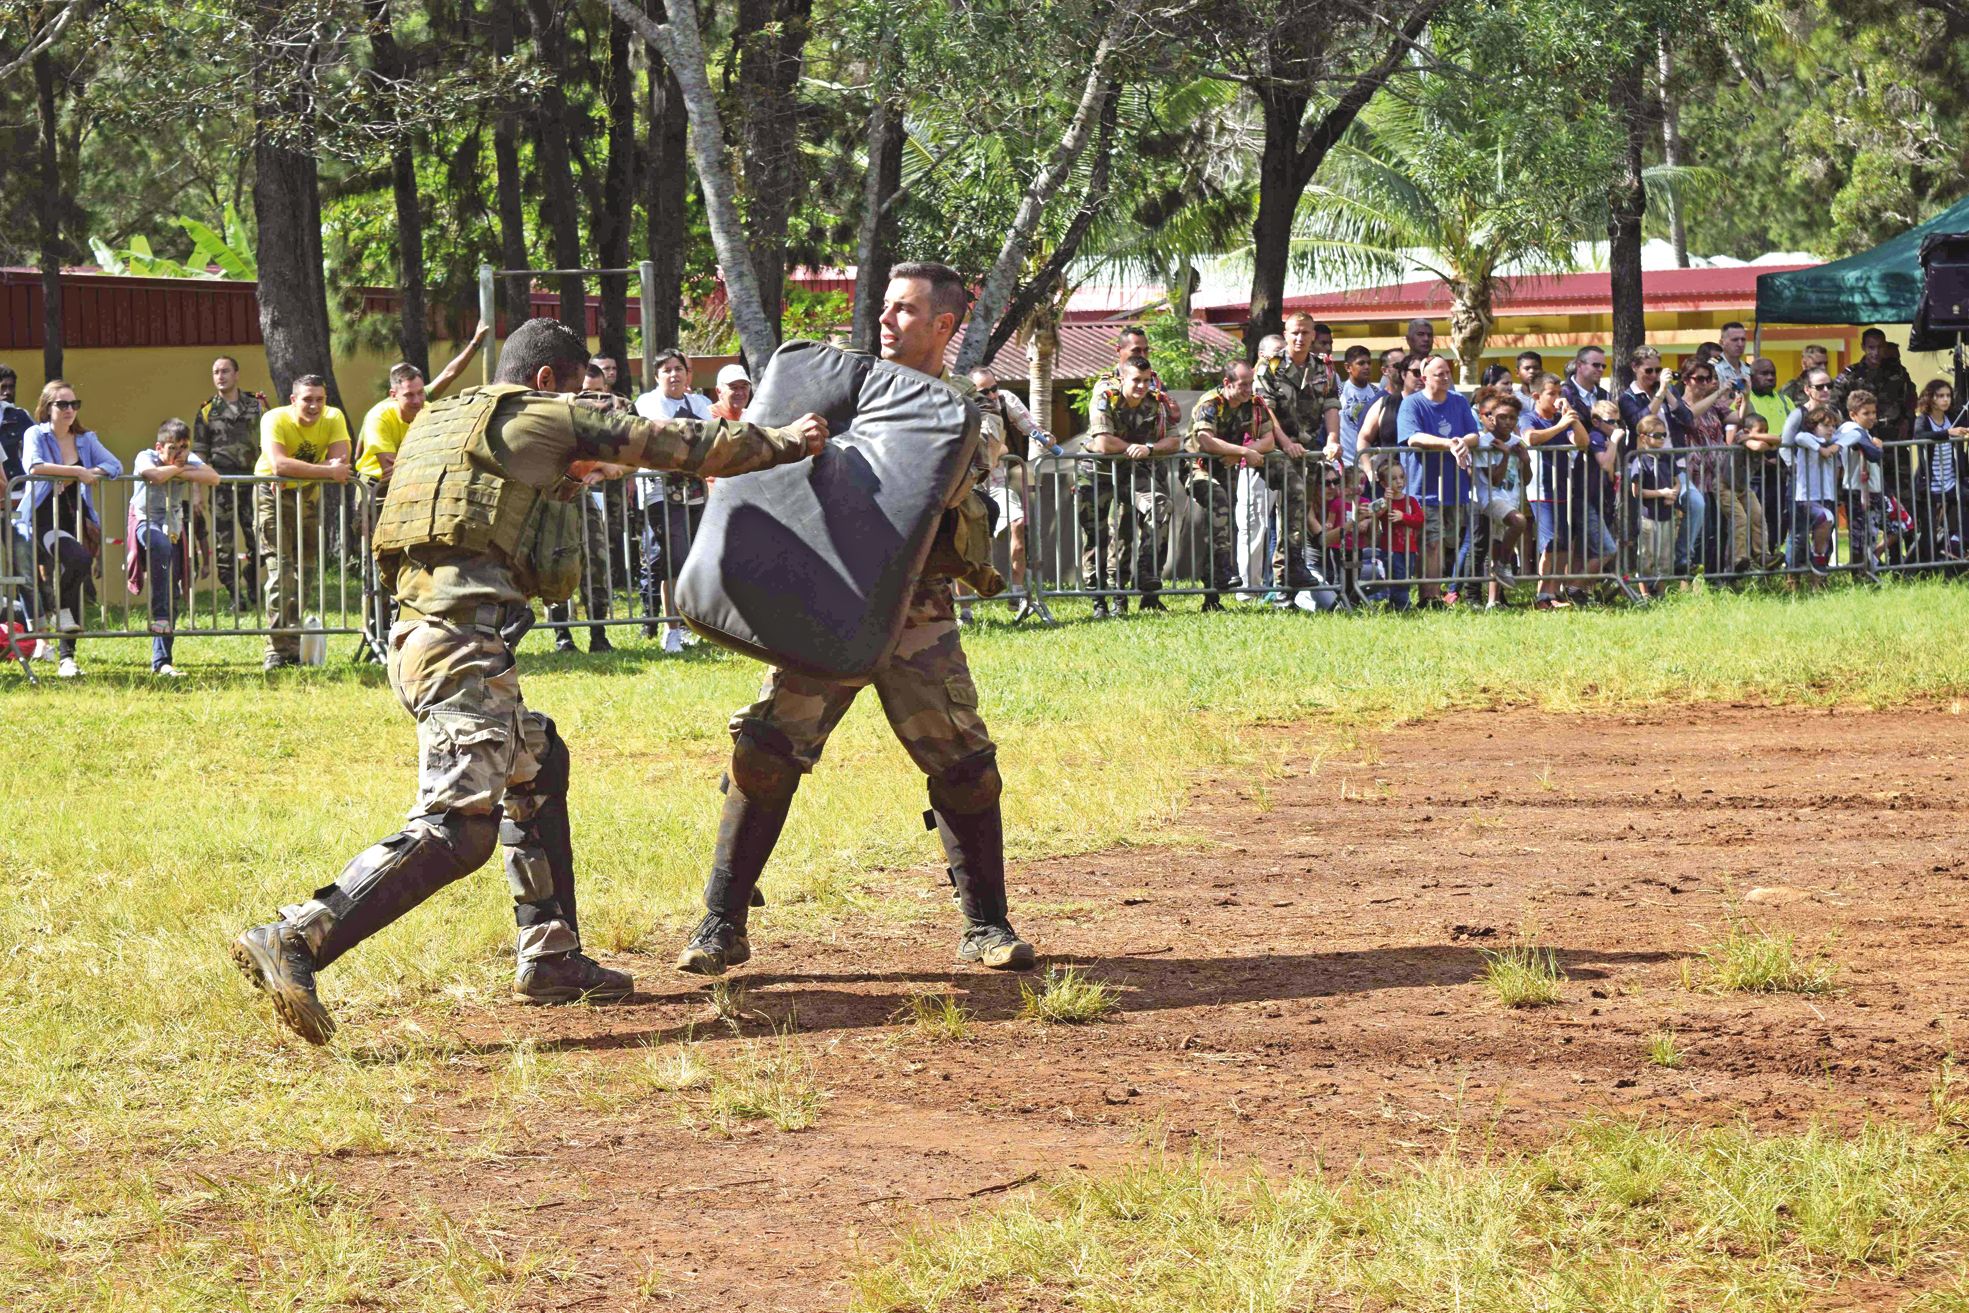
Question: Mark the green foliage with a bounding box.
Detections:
[1019,967,1121,1024]
[86,208,256,280]
[1478,943,1567,1008]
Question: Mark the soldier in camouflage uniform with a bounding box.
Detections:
[193,356,267,608]
[1080,356,1178,615]
[1253,314,1342,592]
[1188,361,1282,610]
[676,262,1037,978]
[229,319,827,1044]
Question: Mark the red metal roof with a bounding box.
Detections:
[943,319,1240,382]
[1,267,641,352]
[1195,264,1818,325]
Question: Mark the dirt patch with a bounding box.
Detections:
[328,705,1969,1310]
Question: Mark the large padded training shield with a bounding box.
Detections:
[675,339,981,680]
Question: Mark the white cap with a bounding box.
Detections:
[716,363,751,388]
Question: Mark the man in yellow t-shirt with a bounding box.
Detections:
[254,374,352,669]
[355,329,491,484]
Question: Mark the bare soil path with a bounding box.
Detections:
[330,706,1969,1310]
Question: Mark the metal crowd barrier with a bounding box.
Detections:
[7,435,1968,675]
[5,472,370,657]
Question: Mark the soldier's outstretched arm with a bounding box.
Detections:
[570,406,828,478]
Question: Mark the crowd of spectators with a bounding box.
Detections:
[3,313,1965,676]
[1051,315,1959,616]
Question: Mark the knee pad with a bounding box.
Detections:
[927,748,1002,817]
[525,715,571,799]
[730,727,802,803]
[415,808,502,872]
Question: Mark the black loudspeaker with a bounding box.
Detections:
[1920,233,1969,333]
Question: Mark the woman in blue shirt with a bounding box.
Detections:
[15,380,122,677]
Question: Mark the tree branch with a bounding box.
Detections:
[954,8,1129,373]
[0,0,85,80]
[604,0,779,365]
[982,79,1122,365]
[1291,0,1442,186]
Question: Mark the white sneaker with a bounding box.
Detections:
[661,627,685,654]
[57,657,80,678]
[155,664,183,678]
[56,608,82,634]
[1291,591,1319,613]
[680,630,701,647]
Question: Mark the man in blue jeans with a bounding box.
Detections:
[130,419,221,676]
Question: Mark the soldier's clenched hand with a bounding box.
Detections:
[784,412,829,459]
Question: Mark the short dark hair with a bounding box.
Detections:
[1803,404,1838,428]
[1515,350,1543,367]
[213,355,240,371]
[1344,345,1372,365]
[1861,328,1887,345]
[1721,321,1746,334]
[888,261,970,325]
[0,363,17,383]
[1116,324,1149,343]
[1574,345,1605,364]
[1312,321,1332,337]
[156,417,191,444]
[496,318,589,387]
[650,347,688,373]
[1489,393,1524,416]
[1120,355,1153,374]
[292,374,327,394]
[388,362,424,389]
[1480,364,1510,388]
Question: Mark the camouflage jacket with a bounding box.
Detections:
[1253,354,1339,442]
[194,390,269,472]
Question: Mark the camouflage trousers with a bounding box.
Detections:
[730,578,993,777]
[1077,463,1171,595]
[546,490,614,628]
[254,483,320,663]
[1187,463,1239,590]
[209,473,258,605]
[287,617,578,962]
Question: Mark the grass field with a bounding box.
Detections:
[4,582,1969,1309]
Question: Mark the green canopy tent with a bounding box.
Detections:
[1756,195,1969,330]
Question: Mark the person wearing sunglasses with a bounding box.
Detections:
[14,380,122,677]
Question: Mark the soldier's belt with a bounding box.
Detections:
[394,599,522,636]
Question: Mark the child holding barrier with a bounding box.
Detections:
[1914,380,1966,560]
[128,419,220,676]
[1360,457,1422,609]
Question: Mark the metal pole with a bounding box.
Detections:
[638,259,658,393]
[478,262,497,385]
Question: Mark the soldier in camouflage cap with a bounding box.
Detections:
[1253,314,1342,593]
[1188,361,1285,610]
[676,262,1038,979]
[193,356,267,608]
[229,319,827,1044]
[1080,356,1178,616]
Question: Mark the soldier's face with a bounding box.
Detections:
[213,359,237,392]
[1121,369,1153,404]
[1223,368,1253,404]
[1285,324,1312,360]
[878,278,954,371]
[1117,334,1149,363]
[294,385,326,422]
[1863,337,1885,366]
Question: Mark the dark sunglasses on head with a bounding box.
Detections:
[1687,373,1715,383]
[53,398,80,410]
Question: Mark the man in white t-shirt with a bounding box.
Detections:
[635,349,713,651]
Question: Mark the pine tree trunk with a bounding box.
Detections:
[1608,61,1651,382]
[642,32,686,353]
[251,1,341,406]
[733,0,813,340]
[33,49,62,381]
[851,41,903,354]
[596,8,635,369]
[366,0,428,373]
[489,0,532,327]
[524,0,586,332]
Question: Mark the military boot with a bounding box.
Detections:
[1139,595,1167,613]
[516,951,634,1003]
[230,922,335,1044]
[958,920,1036,970]
[676,913,751,976]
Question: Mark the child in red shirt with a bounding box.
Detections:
[1361,458,1423,609]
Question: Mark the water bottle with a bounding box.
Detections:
[299,614,328,666]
